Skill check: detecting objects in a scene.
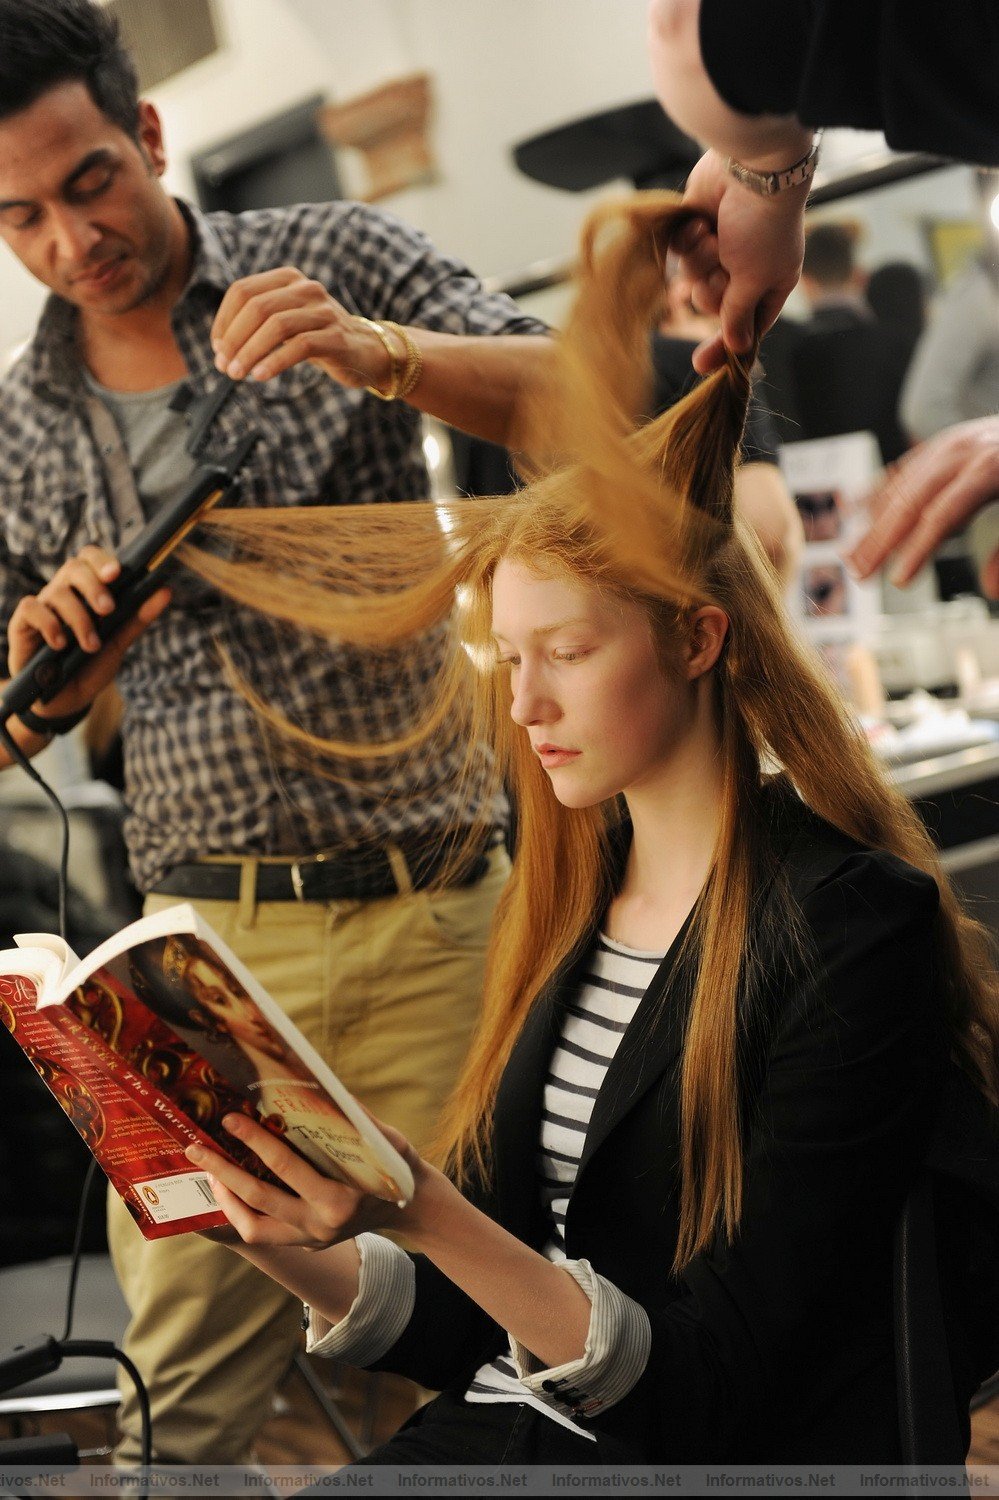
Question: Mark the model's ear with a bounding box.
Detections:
[136,100,167,178]
[685,605,729,680]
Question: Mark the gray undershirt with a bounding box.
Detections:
[83,373,197,518]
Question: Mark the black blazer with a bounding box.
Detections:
[370,786,950,1462]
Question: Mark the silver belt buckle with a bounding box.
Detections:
[290,851,326,902]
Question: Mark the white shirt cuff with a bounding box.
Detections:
[304,1232,415,1366]
[509,1259,651,1421]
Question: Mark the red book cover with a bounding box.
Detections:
[0,969,229,1237]
[0,905,413,1238]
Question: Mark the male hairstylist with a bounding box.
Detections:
[0,0,549,1464]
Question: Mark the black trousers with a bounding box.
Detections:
[354,1391,605,1465]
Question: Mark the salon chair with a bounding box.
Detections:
[893,1065,999,1462]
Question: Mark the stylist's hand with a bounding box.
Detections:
[211,268,393,391]
[845,417,999,596]
[673,149,809,373]
[186,1112,439,1251]
[6,546,170,723]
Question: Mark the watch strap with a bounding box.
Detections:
[726,134,821,197]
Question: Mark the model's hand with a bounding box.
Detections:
[846,417,999,596]
[210,268,394,391]
[6,546,170,721]
[672,149,809,374]
[186,1112,440,1251]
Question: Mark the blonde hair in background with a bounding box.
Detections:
[181,193,999,1271]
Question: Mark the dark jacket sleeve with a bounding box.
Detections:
[698,0,999,164]
[364,1254,503,1391]
[602,849,948,1461]
[364,1176,507,1391]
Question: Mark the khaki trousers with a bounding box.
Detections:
[108,845,509,1464]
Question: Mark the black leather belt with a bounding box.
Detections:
[150,838,494,903]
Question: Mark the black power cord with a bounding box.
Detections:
[0,722,70,942]
[0,1336,151,1468]
[0,720,153,1493]
[61,1157,98,1344]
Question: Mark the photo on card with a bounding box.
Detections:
[780,432,884,644]
[803,561,850,618]
[795,489,843,544]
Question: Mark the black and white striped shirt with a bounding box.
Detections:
[538,933,658,1252]
[464,933,662,1432]
[308,933,659,1433]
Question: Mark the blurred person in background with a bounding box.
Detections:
[865,260,928,374]
[799,221,868,332]
[901,173,999,441]
[791,222,911,464]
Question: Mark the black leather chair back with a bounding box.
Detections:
[894,1065,999,1462]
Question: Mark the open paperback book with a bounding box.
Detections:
[0,903,414,1239]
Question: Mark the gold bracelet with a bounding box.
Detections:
[355,315,423,401]
[381,320,424,401]
[355,316,405,400]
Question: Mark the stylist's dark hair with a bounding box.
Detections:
[0,0,139,138]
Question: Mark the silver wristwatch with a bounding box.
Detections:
[725,134,822,197]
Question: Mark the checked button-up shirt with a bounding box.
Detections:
[0,198,545,890]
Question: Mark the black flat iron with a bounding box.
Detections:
[0,377,258,725]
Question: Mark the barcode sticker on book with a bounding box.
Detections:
[133,1171,220,1224]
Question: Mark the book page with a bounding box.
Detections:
[0,939,77,997]
[177,909,416,1203]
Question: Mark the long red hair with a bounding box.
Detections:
[184,194,999,1268]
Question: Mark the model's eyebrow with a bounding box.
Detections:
[0,148,117,214]
[491,617,590,644]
